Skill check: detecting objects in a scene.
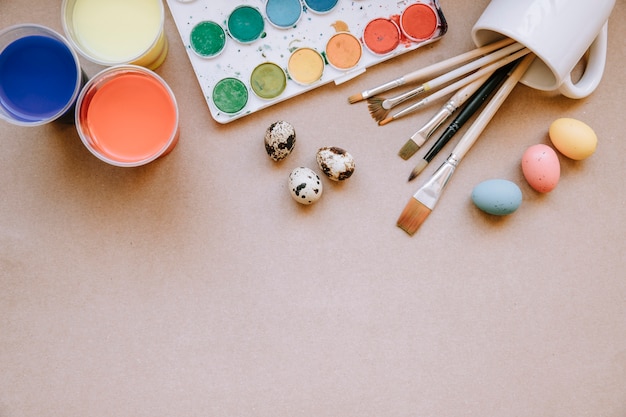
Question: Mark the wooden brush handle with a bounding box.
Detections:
[451,54,536,162]
[426,48,530,104]
[390,48,530,122]
[401,37,516,84]
[423,42,524,91]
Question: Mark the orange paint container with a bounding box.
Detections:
[399,3,439,42]
[325,32,362,70]
[362,18,401,55]
[75,65,179,167]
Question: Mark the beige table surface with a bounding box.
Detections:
[1,1,625,416]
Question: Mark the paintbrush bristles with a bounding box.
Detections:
[398,139,420,160]
[396,198,432,235]
[348,93,364,104]
[367,97,390,122]
[407,159,428,181]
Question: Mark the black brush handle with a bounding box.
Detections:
[422,61,517,163]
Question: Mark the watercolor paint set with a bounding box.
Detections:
[165,0,448,124]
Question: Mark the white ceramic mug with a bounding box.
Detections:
[471,0,615,99]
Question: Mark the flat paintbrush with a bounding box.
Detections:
[347,37,515,104]
[378,47,529,126]
[397,73,491,160]
[396,54,535,236]
[406,61,516,179]
[368,41,524,122]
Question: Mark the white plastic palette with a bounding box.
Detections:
[165,0,447,124]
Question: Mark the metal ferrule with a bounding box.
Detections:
[384,86,426,109]
[413,156,457,210]
[362,77,406,99]
[412,105,454,146]
[447,153,461,167]
[391,97,428,120]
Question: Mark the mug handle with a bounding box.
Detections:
[558,22,608,99]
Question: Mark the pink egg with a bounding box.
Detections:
[521,144,560,193]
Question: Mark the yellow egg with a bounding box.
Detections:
[548,117,597,160]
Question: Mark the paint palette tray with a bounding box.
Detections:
[165,0,447,124]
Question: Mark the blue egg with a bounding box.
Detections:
[471,179,522,216]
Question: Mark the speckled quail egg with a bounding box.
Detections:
[264,120,296,161]
[288,167,323,205]
[316,146,355,181]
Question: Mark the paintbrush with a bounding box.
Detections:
[396,73,491,160]
[378,47,529,126]
[396,54,535,236]
[347,37,515,104]
[367,41,524,122]
[403,61,516,169]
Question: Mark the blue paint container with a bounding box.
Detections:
[266,0,303,28]
[0,24,84,126]
[303,0,339,14]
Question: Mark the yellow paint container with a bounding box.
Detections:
[287,47,325,85]
[62,0,168,70]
